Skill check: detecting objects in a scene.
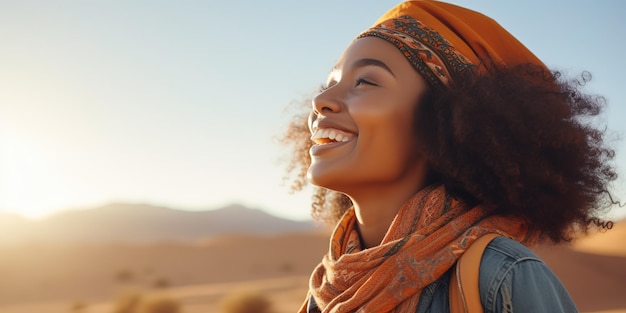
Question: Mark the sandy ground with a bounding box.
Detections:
[0,276,310,313]
[0,224,624,313]
[0,232,328,313]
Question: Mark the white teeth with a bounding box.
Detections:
[321,129,330,139]
[328,130,337,140]
[311,127,354,143]
[336,134,350,142]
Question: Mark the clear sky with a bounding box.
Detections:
[1,0,625,221]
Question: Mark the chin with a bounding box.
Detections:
[307,167,342,191]
[306,170,327,188]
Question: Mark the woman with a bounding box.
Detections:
[282,1,618,312]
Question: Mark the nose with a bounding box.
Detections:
[312,86,342,116]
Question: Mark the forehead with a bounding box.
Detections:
[328,36,414,81]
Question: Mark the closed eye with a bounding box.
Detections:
[319,78,375,92]
[355,78,377,87]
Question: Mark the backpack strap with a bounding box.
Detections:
[449,233,500,313]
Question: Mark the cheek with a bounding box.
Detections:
[380,125,418,160]
[377,104,420,159]
[360,109,419,165]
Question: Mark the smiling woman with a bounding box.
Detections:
[307,38,430,218]
[281,1,619,313]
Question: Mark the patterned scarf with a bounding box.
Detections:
[298,185,538,313]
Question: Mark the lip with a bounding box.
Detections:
[308,117,357,156]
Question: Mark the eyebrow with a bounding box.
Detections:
[332,58,396,78]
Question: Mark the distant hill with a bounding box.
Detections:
[0,203,317,245]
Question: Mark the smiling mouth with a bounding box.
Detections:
[310,128,355,145]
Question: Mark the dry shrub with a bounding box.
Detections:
[115,269,134,283]
[112,291,143,313]
[152,277,170,289]
[279,262,294,273]
[70,300,88,312]
[220,291,273,313]
[111,291,181,313]
[136,296,181,313]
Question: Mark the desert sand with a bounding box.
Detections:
[1,223,624,313]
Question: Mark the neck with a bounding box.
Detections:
[349,182,425,249]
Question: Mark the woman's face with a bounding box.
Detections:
[307,36,429,194]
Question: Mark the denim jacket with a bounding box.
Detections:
[417,236,577,313]
[307,236,578,313]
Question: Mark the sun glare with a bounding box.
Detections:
[0,130,77,219]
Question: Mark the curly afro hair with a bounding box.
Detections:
[281,63,618,243]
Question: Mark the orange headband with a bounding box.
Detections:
[357,0,547,88]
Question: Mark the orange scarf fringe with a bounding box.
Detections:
[299,185,538,313]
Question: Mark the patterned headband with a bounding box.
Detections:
[357,0,547,89]
[358,15,475,88]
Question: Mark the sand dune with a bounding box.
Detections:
[534,244,626,312]
[0,232,328,306]
[1,224,624,313]
[532,220,626,312]
[572,221,626,256]
[0,276,310,313]
[0,232,326,313]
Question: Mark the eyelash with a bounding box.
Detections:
[355,78,376,87]
[319,78,376,92]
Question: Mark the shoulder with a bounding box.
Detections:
[479,236,578,313]
[482,235,541,265]
[479,235,545,295]
[416,237,549,313]
[417,236,577,313]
